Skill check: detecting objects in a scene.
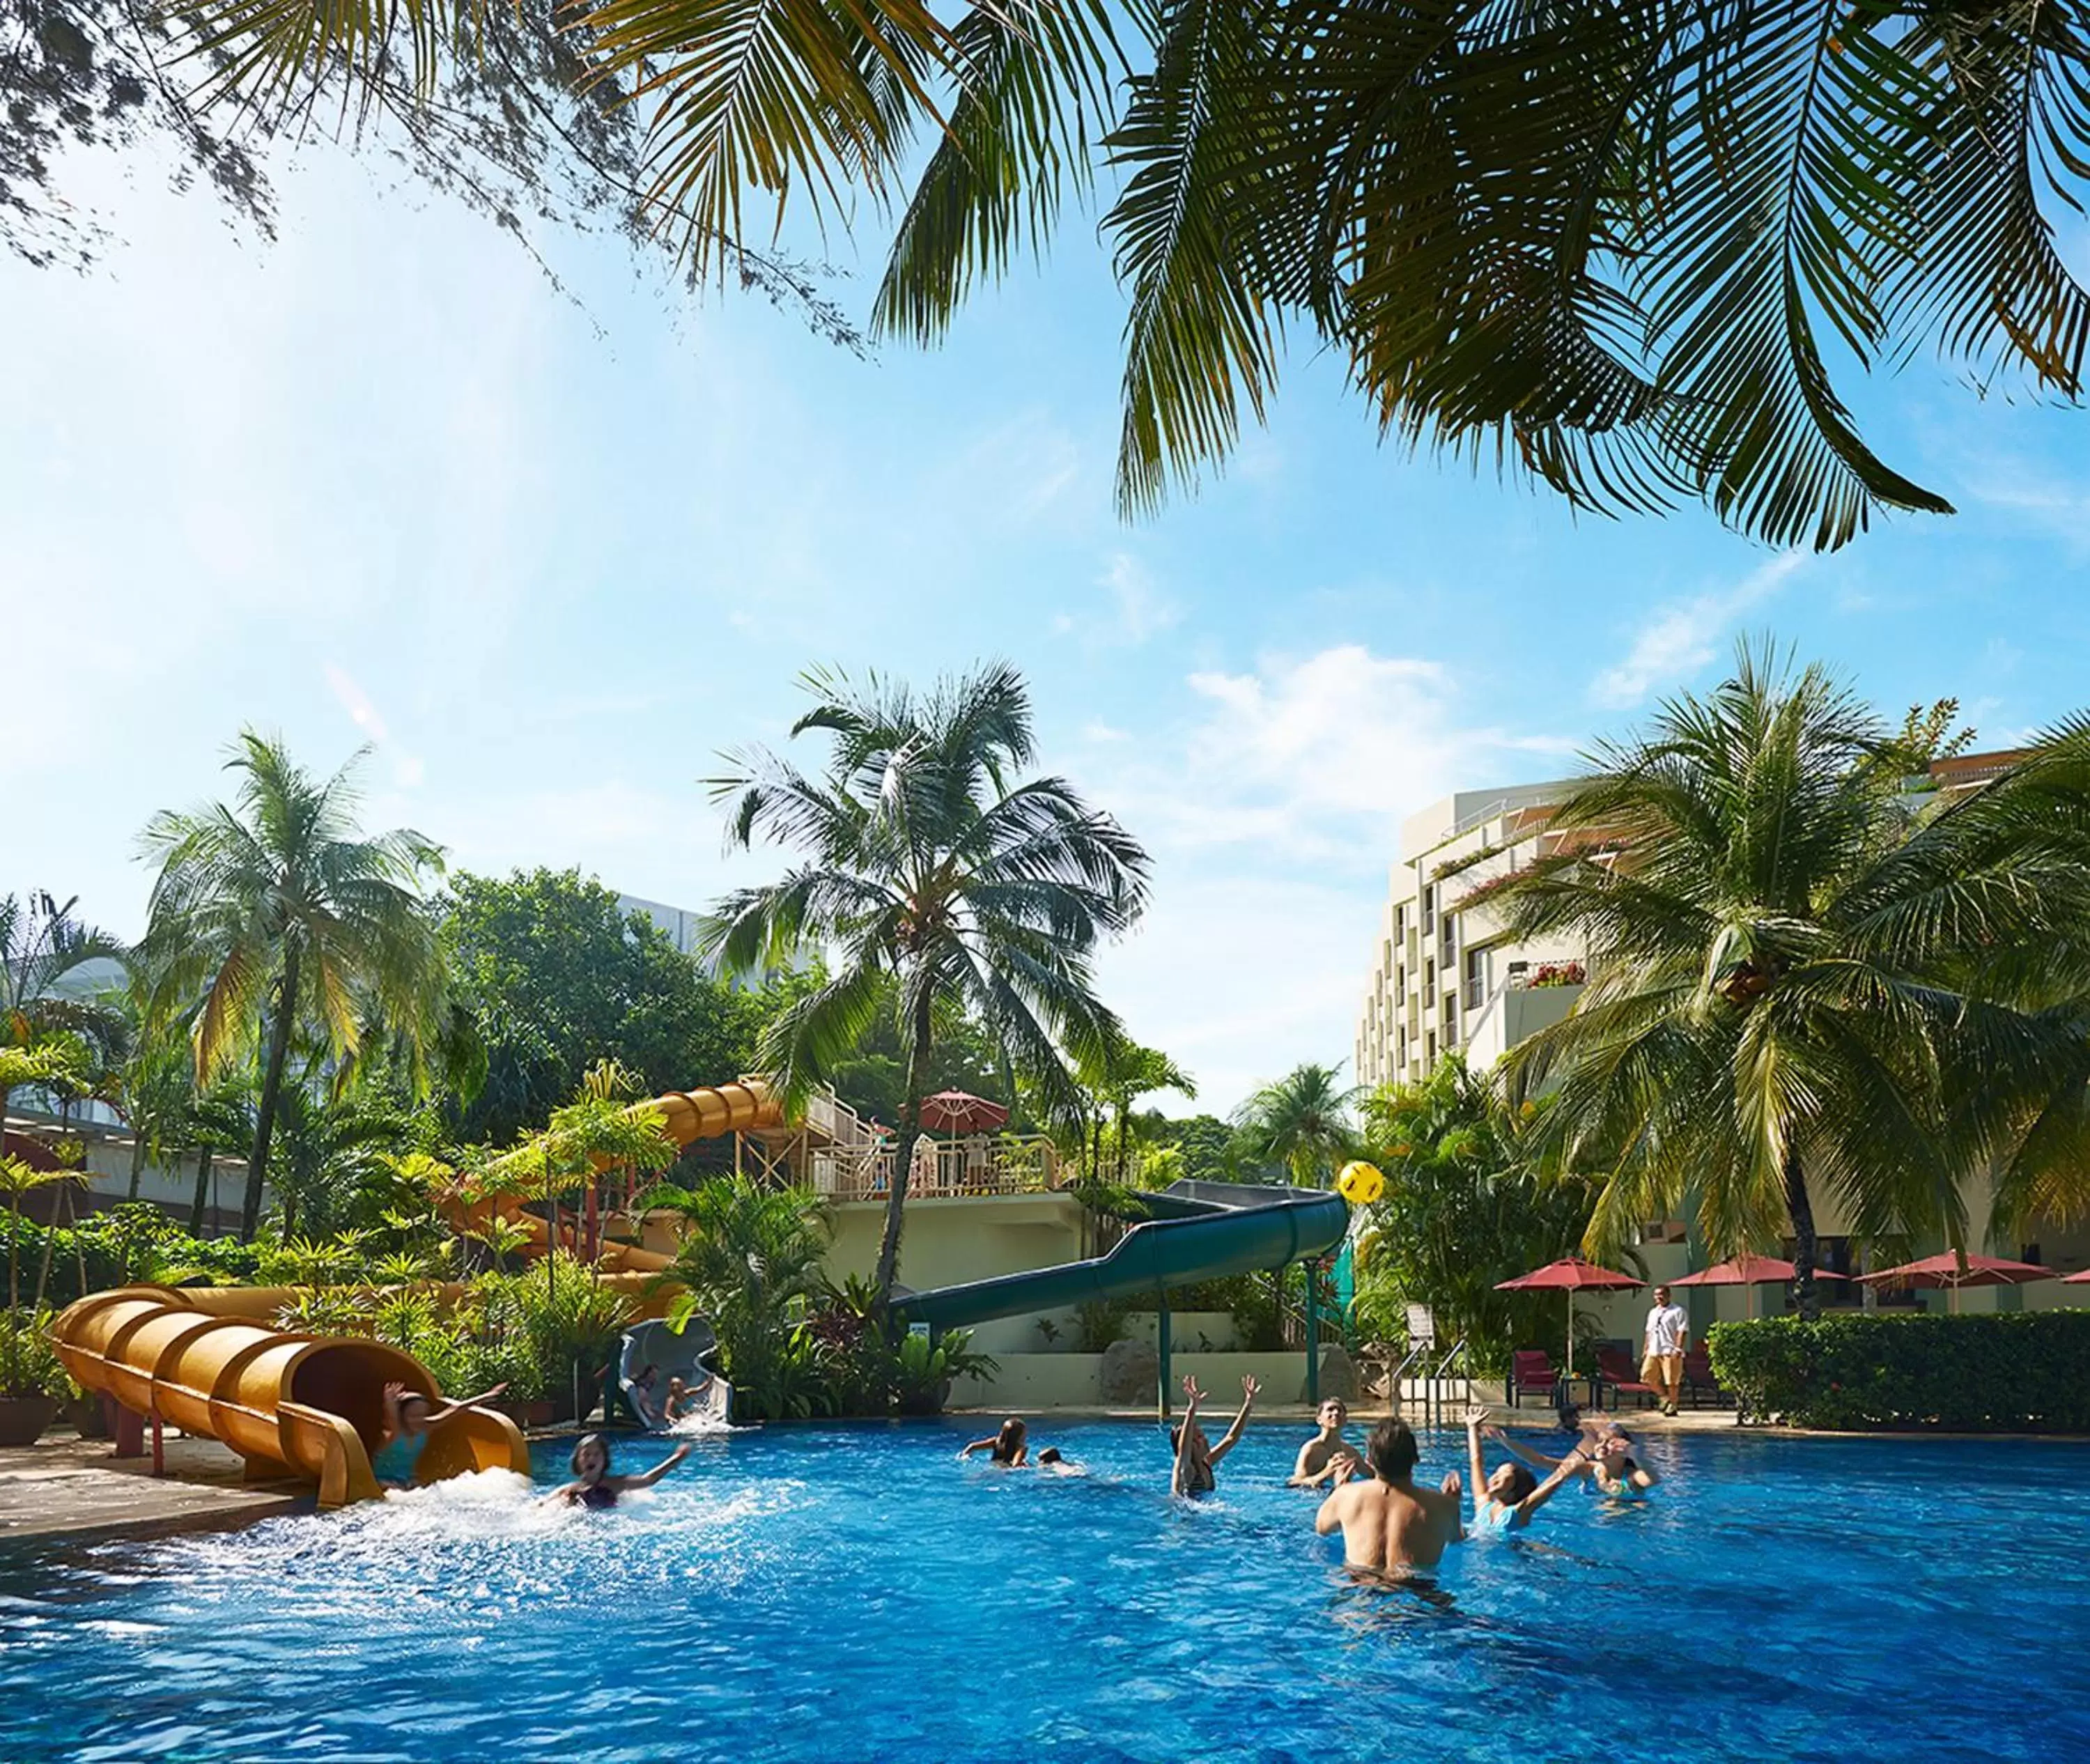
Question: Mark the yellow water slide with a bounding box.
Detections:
[49,1289,531,1507]
[467,1078,784,1274]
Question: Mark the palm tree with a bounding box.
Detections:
[1078,1035,1197,1184]
[0,892,127,1121]
[1485,644,2090,1316]
[137,732,451,1239]
[704,663,1149,1306]
[1232,1062,1361,1186]
[180,0,2089,550]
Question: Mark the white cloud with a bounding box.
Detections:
[1076,644,1573,1107]
[1590,551,1806,709]
[1101,552,1181,644]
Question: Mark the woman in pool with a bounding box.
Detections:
[961,1418,1031,1466]
[1464,1409,1585,1531]
[1170,1373,1257,1496]
[1490,1419,1659,1500]
[541,1434,692,1509]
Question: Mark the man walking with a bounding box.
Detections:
[1642,1284,1689,1416]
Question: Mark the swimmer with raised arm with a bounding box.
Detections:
[1464,1407,1586,1532]
[1171,1375,1257,1496]
[1289,1397,1361,1488]
[1492,1418,1659,1499]
[540,1434,692,1509]
[1313,1418,1464,1576]
[961,1418,1030,1466]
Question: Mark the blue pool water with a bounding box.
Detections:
[3,1418,2088,1761]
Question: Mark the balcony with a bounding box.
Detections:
[805,1134,1065,1202]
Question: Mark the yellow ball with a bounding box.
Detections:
[1336,1161,1385,1206]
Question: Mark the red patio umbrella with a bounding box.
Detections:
[1857,1250,2055,1315]
[2064,1269,2090,1285]
[1670,1254,1850,1319]
[917,1090,1009,1134]
[1495,1255,1642,1378]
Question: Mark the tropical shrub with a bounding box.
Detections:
[1709,1312,2090,1432]
[1354,1058,1600,1373]
[0,1308,73,1400]
[891,1329,997,1417]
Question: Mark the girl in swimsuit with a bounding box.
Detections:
[961,1418,1030,1466]
[540,1434,692,1509]
[1464,1408,1585,1531]
[1170,1374,1257,1496]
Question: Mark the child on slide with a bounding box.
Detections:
[376,1379,510,1487]
[541,1434,692,1510]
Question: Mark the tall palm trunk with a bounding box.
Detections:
[1113,1100,1130,1183]
[243,954,301,1239]
[876,988,936,1307]
[189,1143,213,1234]
[127,1132,147,1202]
[1783,1143,1820,1321]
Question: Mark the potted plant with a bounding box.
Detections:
[1,1137,82,1448]
[892,1329,998,1417]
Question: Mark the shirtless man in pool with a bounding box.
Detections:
[1288,1398,1360,1488]
[1314,1418,1464,1576]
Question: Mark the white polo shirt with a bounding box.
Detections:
[1644,1301,1688,1357]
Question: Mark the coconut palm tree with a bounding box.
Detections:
[137,732,451,1238]
[1485,644,2090,1316]
[168,0,2090,550]
[1232,1062,1361,1186]
[703,663,1149,1306]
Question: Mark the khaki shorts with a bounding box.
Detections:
[1643,1352,1682,1385]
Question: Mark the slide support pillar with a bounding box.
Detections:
[1304,1262,1321,1407]
[1157,1301,1172,1421]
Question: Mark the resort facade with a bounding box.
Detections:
[1354,757,2090,1339]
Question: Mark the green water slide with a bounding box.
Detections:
[892,1180,1351,1332]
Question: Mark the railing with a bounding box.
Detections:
[1384,1337,1471,1425]
[803,1134,1065,1202]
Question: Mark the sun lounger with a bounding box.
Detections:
[1508,1349,1559,1408]
[1594,1344,1660,1410]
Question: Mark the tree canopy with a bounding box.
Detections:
[440,868,766,1146]
[81,0,2090,550]
[1485,644,2090,1314]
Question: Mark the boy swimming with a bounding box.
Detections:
[1288,1398,1360,1488]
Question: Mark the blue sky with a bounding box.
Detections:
[4,141,2087,1111]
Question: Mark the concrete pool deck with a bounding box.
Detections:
[0,1430,307,1552]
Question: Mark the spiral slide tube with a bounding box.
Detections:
[49,1290,531,1508]
[464,1079,787,1274]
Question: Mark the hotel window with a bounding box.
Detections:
[1464,947,1486,1009]
[1421,887,1435,936]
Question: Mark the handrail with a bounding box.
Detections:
[1386,1341,1431,1412]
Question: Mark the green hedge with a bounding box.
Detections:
[1708,1310,2090,1431]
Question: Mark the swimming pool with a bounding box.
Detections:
[3,1419,2086,1761]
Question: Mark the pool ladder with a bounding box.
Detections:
[1388,1337,1472,1427]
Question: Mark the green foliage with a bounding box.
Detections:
[1709,1311,2090,1432]
[651,1174,834,1421]
[440,869,766,1147]
[1232,1062,1360,1187]
[704,663,1149,1303]
[1353,1058,1600,1374]
[136,730,458,1237]
[0,1207,269,1307]
[891,1328,998,1416]
[0,1308,72,1400]
[1074,1300,1130,1354]
[1491,644,2090,1315]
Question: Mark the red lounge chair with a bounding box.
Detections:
[1508,1349,1558,1408]
[1683,1345,1727,1408]
[1595,1345,1660,1409]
